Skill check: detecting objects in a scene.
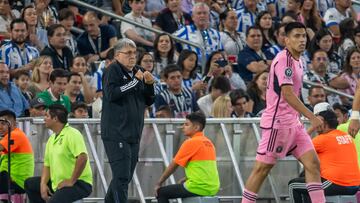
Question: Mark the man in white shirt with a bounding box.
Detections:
[323,0,355,37]
[121,0,155,49]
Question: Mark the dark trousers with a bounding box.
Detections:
[157,184,198,203]
[288,177,359,203]
[103,140,139,203]
[24,177,92,203]
[0,171,25,194]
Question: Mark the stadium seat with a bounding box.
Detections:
[182,196,219,203]
[0,193,26,203]
[325,195,357,203]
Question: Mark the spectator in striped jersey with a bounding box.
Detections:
[174,2,223,63]
[155,64,199,118]
[0,19,39,77]
[235,0,258,33]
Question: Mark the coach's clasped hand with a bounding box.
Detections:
[144,71,155,84]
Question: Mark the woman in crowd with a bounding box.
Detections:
[340,48,360,105]
[137,51,163,117]
[299,0,322,33]
[256,11,275,50]
[211,95,232,118]
[21,5,48,50]
[28,56,53,96]
[177,49,206,98]
[204,51,246,91]
[137,51,165,94]
[308,28,342,74]
[152,33,177,77]
[219,9,245,60]
[247,70,268,116]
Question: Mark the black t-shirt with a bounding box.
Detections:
[247,88,266,116]
[77,24,117,56]
[40,45,73,71]
[154,8,192,34]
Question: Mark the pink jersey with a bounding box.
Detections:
[260,49,303,129]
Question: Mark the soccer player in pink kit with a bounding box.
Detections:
[241,22,325,203]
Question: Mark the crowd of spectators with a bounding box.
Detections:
[0,0,357,123]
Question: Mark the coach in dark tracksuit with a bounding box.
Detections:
[101,38,155,203]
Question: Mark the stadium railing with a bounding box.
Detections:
[63,0,207,72]
[17,118,308,203]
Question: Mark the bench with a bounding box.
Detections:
[326,195,357,203]
[182,196,219,203]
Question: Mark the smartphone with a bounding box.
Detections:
[215,59,228,68]
[202,76,211,83]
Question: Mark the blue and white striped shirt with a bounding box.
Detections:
[174,24,223,63]
[231,0,274,11]
[317,0,335,17]
[267,44,283,57]
[0,41,39,69]
[275,0,287,17]
[236,7,258,33]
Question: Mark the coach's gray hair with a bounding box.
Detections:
[192,2,209,13]
[113,38,137,53]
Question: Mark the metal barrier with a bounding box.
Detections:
[64,0,207,71]
[304,80,354,100]
[16,118,305,203]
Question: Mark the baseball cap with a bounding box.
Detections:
[313,102,332,115]
[30,98,46,108]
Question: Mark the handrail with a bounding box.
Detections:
[65,0,207,71]
[353,0,360,5]
[303,80,354,99]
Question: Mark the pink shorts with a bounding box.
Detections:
[256,124,314,164]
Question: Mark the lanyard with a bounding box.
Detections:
[224,31,242,52]
[172,12,185,28]
[88,32,102,54]
[49,45,68,70]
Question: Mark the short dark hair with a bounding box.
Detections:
[186,111,206,131]
[285,22,306,36]
[49,69,69,83]
[59,8,75,21]
[309,85,325,96]
[47,24,65,37]
[14,70,30,80]
[311,49,328,61]
[210,76,231,94]
[71,101,88,113]
[229,89,250,105]
[332,103,349,115]
[318,110,338,129]
[48,104,68,124]
[10,18,28,31]
[0,110,16,121]
[246,26,261,38]
[68,72,82,81]
[163,64,181,79]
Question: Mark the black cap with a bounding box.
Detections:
[30,98,46,108]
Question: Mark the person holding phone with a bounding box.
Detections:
[203,51,246,91]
